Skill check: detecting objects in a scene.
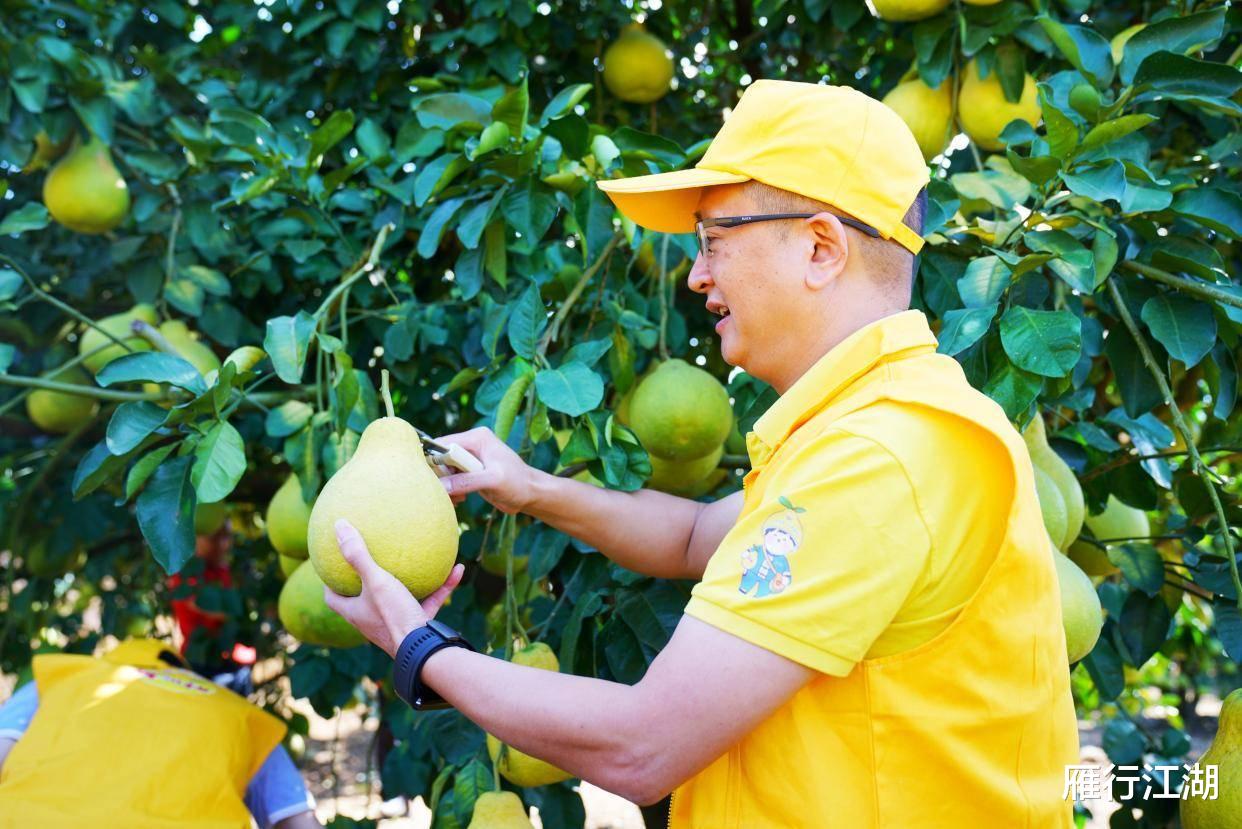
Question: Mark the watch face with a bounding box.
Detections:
[427,618,454,638]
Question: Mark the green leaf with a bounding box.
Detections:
[124,444,176,501]
[506,284,545,359]
[535,363,604,416]
[1110,543,1165,596]
[451,759,492,823]
[136,455,196,575]
[492,80,529,136]
[469,120,509,160]
[165,278,206,317]
[999,307,1082,378]
[417,196,467,259]
[264,311,317,384]
[937,305,997,357]
[106,401,168,455]
[308,109,355,167]
[1118,8,1227,84]
[1217,603,1242,661]
[1140,293,1216,368]
[1037,83,1077,160]
[1084,637,1124,699]
[416,93,493,131]
[611,127,686,167]
[0,268,22,301]
[0,344,13,373]
[563,338,612,368]
[191,421,246,504]
[0,203,50,235]
[1035,17,1113,87]
[1024,230,1098,293]
[73,440,131,499]
[97,352,207,395]
[414,153,467,207]
[1131,52,1242,101]
[1080,115,1157,152]
[1118,589,1172,666]
[540,83,592,125]
[1102,718,1145,765]
[501,182,558,253]
[956,256,1009,308]
[1104,323,1163,417]
[1062,161,1127,205]
[1170,187,1242,239]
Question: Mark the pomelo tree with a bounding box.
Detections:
[1,1,1240,825]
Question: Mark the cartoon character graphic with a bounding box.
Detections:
[738,496,806,597]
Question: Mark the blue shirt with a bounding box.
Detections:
[0,682,314,828]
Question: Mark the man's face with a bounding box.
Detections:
[687,184,817,376]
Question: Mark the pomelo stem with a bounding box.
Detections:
[380,369,394,418]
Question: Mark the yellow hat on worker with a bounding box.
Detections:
[597,79,930,254]
[103,637,187,668]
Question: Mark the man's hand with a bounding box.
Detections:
[322,519,465,657]
[435,427,536,513]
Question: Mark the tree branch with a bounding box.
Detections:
[1106,277,1241,608]
[1121,260,1242,311]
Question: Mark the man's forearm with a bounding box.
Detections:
[523,469,704,579]
[421,646,653,800]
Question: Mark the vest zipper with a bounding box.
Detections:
[666,790,675,829]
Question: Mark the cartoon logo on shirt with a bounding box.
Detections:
[135,667,216,695]
[738,496,806,597]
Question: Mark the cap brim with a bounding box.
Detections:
[597,167,751,233]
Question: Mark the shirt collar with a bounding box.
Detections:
[748,310,938,465]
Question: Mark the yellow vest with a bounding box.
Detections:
[672,314,1079,827]
[0,639,285,828]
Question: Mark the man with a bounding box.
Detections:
[326,79,1079,827]
[0,638,318,828]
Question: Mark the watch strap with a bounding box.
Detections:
[393,621,473,710]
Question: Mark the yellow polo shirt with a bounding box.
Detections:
[686,310,1010,672]
[674,309,1078,828]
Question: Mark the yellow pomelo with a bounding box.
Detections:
[958,59,1042,152]
[1181,688,1242,829]
[278,553,302,579]
[1084,495,1150,544]
[1033,465,1069,550]
[1053,546,1103,663]
[158,320,221,377]
[27,366,98,434]
[467,791,534,829]
[1066,538,1117,578]
[43,138,130,234]
[685,467,728,499]
[602,24,674,104]
[78,304,158,374]
[194,502,229,536]
[629,359,732,461]
[266,475,314,559]
[725,418,746,455]
[870,0,950,22]
[278,560,366,648]
[648,444,724,496]
[309,416,459,598]
[487,643,573,788]
[882,78,954,162]
[1023,416,1084,548]
[1111,23,1147,65]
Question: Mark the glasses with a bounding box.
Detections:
[695,213,882,256]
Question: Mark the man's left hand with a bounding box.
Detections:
[323,519,465,657]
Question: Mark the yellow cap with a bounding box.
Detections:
[597,79,929,254]
[103,637,187,669]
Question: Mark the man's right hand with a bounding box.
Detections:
[434,427,537,514]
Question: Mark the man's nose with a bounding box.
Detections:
[687,251,712,294]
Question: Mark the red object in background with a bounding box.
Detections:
[168,563,233,653]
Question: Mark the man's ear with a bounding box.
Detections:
[805,212,849,290]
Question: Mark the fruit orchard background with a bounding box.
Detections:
[2,0,1242,827]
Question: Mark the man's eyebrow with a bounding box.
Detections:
[693,211,702,221]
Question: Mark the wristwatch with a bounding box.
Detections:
[392,619,475,710]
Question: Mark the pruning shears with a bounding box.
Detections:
[415,427,484,478]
